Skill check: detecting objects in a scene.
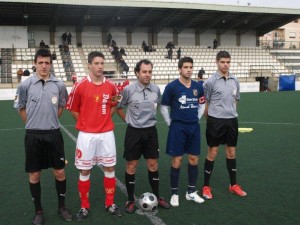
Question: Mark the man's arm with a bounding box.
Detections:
[18,108,27,123]
[116,108,126,122]
[110,105,116,117]
[160,105,171,126]
[70,111,79,121]
[204,101,209,119]
[198,104,205,120]
[57,106,64,118]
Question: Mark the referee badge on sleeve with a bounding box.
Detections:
[14,94,19,103]
[52,96,58,104]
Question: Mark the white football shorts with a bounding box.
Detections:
[75,130,117,170]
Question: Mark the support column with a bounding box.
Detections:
[173,28,178,46]
[102,27,108,46]
[256,31,260,47]
[195,28,200,46]
[148,29,157,45]
[236,30,241,47]
[50,31,55,45]
[153,32,158,45]
[76,31,82,46]
[126,27,132,45]
[49,25,56,45]
[216,29,221,46]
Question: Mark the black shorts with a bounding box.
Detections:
[25,129,65,172]
[206,116,238,147]
[124,126,159,161]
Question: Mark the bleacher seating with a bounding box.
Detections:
[269,49,300,74]
[3,45,294,86]
[121,45,290,81]
[1,48,13,83]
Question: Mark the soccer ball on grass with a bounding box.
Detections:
[138,192,158,212]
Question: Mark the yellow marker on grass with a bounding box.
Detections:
[238,128,253,133]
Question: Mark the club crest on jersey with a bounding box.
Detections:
[95,95,100,102]
[193,89,198,96]
[51,96,58,104]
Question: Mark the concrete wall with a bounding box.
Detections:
[241,30,257,46]
[132,27,148,46]
[56,26,76,46]
[1,25,260,48]
[157,28,173,46]
[110,27,127,46]
[81,26,101,45]
[28,25,50,47]
[199,29,216,47]
[221,30,236,46]
[178,28,195,46]
[0,26,28,48]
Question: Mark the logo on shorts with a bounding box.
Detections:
[76,148,82,159]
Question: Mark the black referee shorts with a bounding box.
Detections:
[124,126,159,161]
[206,116,238,147]
[25,129,65,172]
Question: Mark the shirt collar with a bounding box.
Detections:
[136,81,153,93]
[215,71,234,80]
[32,73,57,84]
[87,75,106,83]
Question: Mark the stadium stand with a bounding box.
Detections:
[121,45,290,82]
[0,49,13,84]
[4,45,292,85]
[269,49,300,74]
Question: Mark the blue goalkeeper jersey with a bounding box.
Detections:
[161,79,203,123]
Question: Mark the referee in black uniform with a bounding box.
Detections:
[14,49,72,225]
[117,59,170,213]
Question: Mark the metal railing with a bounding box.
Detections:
[259,40,300,50]
[249,64,283,78]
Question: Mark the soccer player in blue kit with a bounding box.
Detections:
[160,57,205,207]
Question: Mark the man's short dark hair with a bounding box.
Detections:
[134,59,153,74]
[34,49,52,64]
[216,51,231,61]
[88,51,105,64]
[178,57,193,68]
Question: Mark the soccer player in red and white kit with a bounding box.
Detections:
[66,51,122,220]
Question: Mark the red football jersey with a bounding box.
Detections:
[66,76,118,133]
